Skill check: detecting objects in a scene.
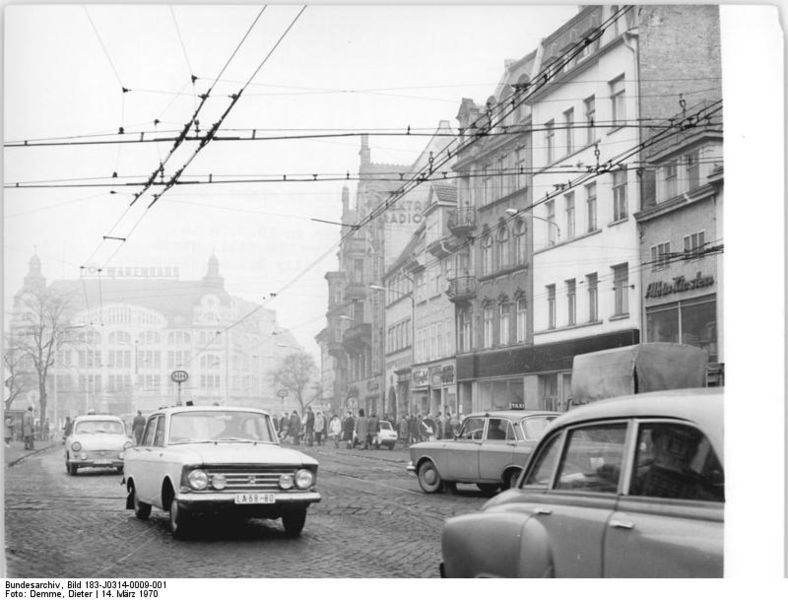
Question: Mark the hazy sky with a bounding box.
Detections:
[3,4,577,356]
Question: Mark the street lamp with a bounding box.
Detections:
[505,207,561,241]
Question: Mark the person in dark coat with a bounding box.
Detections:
[289,411,302,445]
[132,410,146,444]
[341,411,355,448]
[367,412,379,449]
[22,407,35,450]
[398,415,409,447]
[63,416,73,439]
[305,407,315,446]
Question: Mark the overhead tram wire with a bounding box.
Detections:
[169,5,198,113]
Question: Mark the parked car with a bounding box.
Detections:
[440,388,724,578]
[406,410,558,494]
[65,415,134,475]
[122,406,320,538]
[374,420,397,450]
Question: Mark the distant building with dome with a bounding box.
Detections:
[10,253,300,422]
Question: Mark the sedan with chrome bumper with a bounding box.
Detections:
[123,406,320,538]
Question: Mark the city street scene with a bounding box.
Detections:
[2,3,778,581]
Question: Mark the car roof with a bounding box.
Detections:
[545,388,723,454]
[151,405,271,417]
[465,410,560,421]
[74,415,123,422]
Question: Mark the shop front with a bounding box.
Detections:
[411,367,430,415]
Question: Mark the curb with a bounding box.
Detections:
[6,443,60,468]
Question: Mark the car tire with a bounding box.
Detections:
[387,443,394,451]
[131,485,151,520]
[169,498,191,539]
[417,459,443,493]
[282,509,307,537]
[507,469,522,490]
[476,483,499,496]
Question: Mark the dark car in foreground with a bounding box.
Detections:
[440,389,723,577]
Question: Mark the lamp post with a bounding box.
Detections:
[505,207,561,242]
[369,283,415,422]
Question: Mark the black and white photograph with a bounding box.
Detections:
[1,3,784,582]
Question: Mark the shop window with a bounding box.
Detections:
[681,299,717,362]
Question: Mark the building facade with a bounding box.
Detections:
[12,254,297,423]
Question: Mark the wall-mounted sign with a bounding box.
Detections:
[412,368,429,388]
[170,370,189,383]
[429,366,442,388]
[645,272,714,299]
[81,264,180,280]
[441,365,455,385]
[277,389,289,398]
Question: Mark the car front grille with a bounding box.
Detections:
[86,449,119,458]
[203,465,301,491]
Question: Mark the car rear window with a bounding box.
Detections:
[520,416,556,441]
[74,420,124,435]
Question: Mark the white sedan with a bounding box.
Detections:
[65,415,134,475]
[123,405,321,538]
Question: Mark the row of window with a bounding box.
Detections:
[415,318,455,363]
[62,330,226,348]
[480,219,528,275]
[546,265,626,331]
[457,297,528,353]
[386,319,412,354]
[650,231,707,271]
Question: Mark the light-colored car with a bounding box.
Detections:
[440,389,724,578]
[406,410,558,494]
[65,415,134,475]
[373,420,397,450]
[122,405,320,538]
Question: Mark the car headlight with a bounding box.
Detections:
[294,469,314,489]
[211,474,227,490]
[279,473,294,490]
[187,469,209,490]
[123,441,133,450]
[71,441,82,452]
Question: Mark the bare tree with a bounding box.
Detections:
[12,288,75,419]
[3,333,31,410]
[270,351,318,414]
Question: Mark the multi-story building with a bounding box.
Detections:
[448,53,538,416]
[530,5,641,411]
[634,5,723,385]
[11,253,297,422]
[383,183,458,418]
[324,122,454,417]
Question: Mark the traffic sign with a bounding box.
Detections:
[277,389,289,398]
[171,370,189,383]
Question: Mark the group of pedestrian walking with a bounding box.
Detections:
[396,411,460,445]
[276,407,332,447]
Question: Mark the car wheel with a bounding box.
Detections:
[387,443,394,451]
[131,485,151,520]
[417,459,443,493]
[281,509,307,537]
[507,469,522,490]
[476,483,499,496]
[169,498,191,539]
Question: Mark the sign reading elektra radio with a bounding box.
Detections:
[81,264,180,279]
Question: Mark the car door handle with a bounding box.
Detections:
[533,508,552,516]
[610,519,634,530]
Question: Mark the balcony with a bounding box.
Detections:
[342,322,371,353]
[345,280,368,300]
[448,207,476,237]
[327,340,345,359]
[447,275,477,303]
[426,235,458,259]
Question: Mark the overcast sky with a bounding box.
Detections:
[3,4,578,355]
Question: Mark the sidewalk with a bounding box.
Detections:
[4,439,60,466]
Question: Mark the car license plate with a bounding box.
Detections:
[94,459,113,465]
[234,493,275,504]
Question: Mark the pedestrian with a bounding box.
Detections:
[289,410,302,445]
[278,412,289,439]
[450,412,460,437]
[398,415,409,447]
[443,412,453,438]
[328,413,342,448]
[436,412,445,440]
[63,416,73,439]
[22,406,35,450]
[341,411,355,448]
[356,408,369,449]
[314,411,325,446]
[4,415,14,447]
[407,414,417,444]
[367,412,379,449]
[132,410,146,444]
[305,407,315,446]
[42,418,51,441]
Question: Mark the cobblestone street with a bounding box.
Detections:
[4,442,489,578]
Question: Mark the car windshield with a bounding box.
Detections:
[520,416,557,441]
[168,411,276,444]
[74,420,124,435]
